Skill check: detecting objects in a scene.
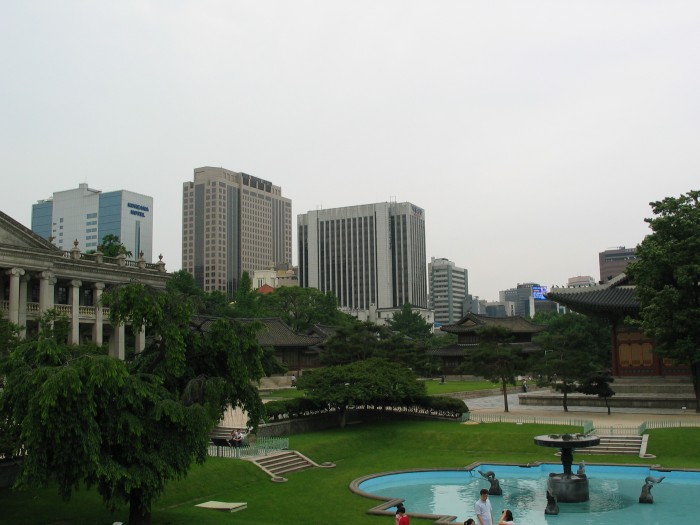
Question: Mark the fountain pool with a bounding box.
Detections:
[354,464,698,524]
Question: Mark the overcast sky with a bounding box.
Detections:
[2,1,699,301]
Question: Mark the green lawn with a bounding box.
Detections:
[423,379,504,395]
[2,421,698,524]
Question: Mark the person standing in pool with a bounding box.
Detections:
[475,489,493,525]
[396,505,410,525]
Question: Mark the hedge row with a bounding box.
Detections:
[263,395,468,422]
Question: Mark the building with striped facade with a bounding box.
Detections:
[297,201,427,315]
[428,257,468,325]
[182,167,292,297]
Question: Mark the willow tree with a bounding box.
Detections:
[0,284,266,525]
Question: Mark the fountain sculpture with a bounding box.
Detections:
[639,475,665,504]
[533,433,600,503]
[478,470,503,495]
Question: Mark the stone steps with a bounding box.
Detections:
[581,435,643,455]
[252,451,315,477]
[519,391,697,410]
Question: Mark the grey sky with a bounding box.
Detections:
[2,1,698,301]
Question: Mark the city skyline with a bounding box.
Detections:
[2,2,699,301]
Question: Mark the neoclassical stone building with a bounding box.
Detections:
[0,210,169,358]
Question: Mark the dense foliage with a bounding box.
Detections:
[531,313,612,411]
[626,190,700,412]
[0,284,268,525]
[297,358,428,427]
[458,325,526,412]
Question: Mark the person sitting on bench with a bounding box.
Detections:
[229,429,245,447]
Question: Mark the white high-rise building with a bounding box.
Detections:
[298,201,427,313]
[182,167,292,297]
[428,257,468,325]
[31,183,153,260]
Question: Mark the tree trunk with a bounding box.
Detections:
[339,407,347,428]
[129,490,152,525]
[605,397,611,415]
[562,387,569,412]
[502,379,509,413]
[692,363,700,414]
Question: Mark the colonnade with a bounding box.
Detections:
[1,266,145,359]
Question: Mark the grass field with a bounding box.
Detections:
[2,420,698,524]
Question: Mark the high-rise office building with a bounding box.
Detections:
[599,246,637,283]
[182,167,292,296]
[428,257,468,325]
[31,183,153,260]
[298,201,427,312]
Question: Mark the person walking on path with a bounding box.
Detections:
[475,489,493,525]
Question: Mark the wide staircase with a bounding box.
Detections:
[519,377,696,410]
[581,434,644,455]
[252,451,316,478]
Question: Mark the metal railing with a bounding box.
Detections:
[641,419,700,431]
[462,412,592,432]
[208,436,290,459]
[462,413,700,437]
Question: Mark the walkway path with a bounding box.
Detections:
[467,392,700,428]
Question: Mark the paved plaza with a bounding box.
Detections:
[468,391,700,427]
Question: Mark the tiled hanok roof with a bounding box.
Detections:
[440,312,545,334]
[545,273,639,316]
[190,316,323,347]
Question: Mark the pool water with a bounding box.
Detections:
[358,464,698,524]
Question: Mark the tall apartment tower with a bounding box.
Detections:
[31,183,153,260]
[599,246,637,283]
[182,167,292,296]
[428,257,468,325]
[298,202,427,312]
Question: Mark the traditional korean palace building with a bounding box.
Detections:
[0,210,169,359]
[546,274,687,377]
[435,313,545,373]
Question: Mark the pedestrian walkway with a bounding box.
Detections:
[467,392,700,428]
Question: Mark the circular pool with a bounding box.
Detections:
[353,464,698,524]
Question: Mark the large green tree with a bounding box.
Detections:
[532,313,611,412]
[0,284,267,525]
[297,358,426,427]
[321,320,418,368]
[458,325,526,412]
[387,303,433,340]
[627,190,700,412]
[257,286,350,332]
[96,234,133,258]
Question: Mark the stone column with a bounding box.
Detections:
[39,271,56,314]
[134,325,146,353]
[69,280,82,345]
[92,283,105,346]
[18,273,30,338]
[109,323,126,360]
[6,268,25,325]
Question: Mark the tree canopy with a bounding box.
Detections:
[297,358,426,427]
[531,313,611,411]
[386,303,433,340]
[96,234,133,258]
[0,284,268,525]
[458,325,526,412]
[627,190,700,412]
